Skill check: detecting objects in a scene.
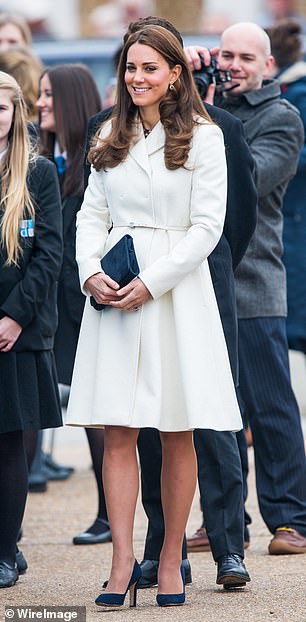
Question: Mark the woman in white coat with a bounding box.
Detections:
[67,25,242,608]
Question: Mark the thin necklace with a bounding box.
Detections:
[141,119,159,138]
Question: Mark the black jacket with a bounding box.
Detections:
[84,106,257,383]
[58,193,85,325]
[0,156,63,351]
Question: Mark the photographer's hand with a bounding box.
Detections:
[184,46,220,71]
[204,83,216,105]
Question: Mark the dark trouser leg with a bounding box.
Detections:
[238,317,306,535]
[195,429,244,561]
[26,430,46,491]
[137,428,187,560]
[85,428,108,522]
[24,429,39,469]
[0,431,28,565]
[236,429,252,537]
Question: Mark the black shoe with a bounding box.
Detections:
[216,554,251,589]
[16,549,28,574]
[137,558,192,589]
[0,562,19,588]
[73,518,112,545]
[28,479,47,493]
[43,464,72,481]
[43,453,74,476]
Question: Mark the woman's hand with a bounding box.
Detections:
[109,277,152,312]
[0,317,22,352]
[84,272,120,305]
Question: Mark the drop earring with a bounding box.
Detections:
[169,83,175,91]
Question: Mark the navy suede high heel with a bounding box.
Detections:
[95,560,141,608]
[156,564,186,607]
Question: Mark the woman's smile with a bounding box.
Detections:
[125,42,180,116]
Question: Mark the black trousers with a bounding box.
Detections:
[237,317,306,535]
[138,427,244,562]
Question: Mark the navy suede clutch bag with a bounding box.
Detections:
[90,234,140,311]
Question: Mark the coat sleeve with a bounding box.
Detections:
[76,164,112,293]
[222,117,257,270]
[250,103,304,198]
[288,90,306,174]
[0,160,63,327]
[139,124,227,300]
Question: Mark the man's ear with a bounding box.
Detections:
[264,55,276,79]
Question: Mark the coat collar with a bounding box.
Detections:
[129,118,164,175]
[222,79,281,121]
[223,79,281,108]
[278,61,306,85]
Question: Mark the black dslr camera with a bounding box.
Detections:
[193,57,233,99]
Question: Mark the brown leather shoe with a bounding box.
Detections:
[269,527,306,555]
[187,527,211,552]
[187,526,250,553]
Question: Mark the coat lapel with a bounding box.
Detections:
[145,121,165,155]
[129,120,165,175]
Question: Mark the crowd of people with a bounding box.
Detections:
[0,7,305,613]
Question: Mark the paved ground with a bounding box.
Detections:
[1,426,306,622]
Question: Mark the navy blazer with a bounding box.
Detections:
[84,106,257,384]
[0,156,63,352]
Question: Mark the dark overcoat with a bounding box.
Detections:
[52,159,86,384]
[279,63,306,353]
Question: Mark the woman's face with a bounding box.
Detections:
[125,42,180,117]
[36,73,56,133]
[0,89,14,152]
[0,23,25,50]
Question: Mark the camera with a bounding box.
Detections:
[193,57,233,99]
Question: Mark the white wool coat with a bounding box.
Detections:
[66,119,242,432]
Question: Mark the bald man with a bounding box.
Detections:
[189,22,306,555]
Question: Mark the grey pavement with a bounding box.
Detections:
[1,420,306,622]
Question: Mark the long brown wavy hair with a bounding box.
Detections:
[0,71,35,266]
[89,25,212,172]
[38,64,102,198]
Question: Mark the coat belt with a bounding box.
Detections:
[113,222,189,231]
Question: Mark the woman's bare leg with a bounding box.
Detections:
[103,426,139,593]
[158,430,197,594]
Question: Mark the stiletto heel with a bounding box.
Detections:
[95,560,141,608]
[156,564,186,607]
[129,581,138,607]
